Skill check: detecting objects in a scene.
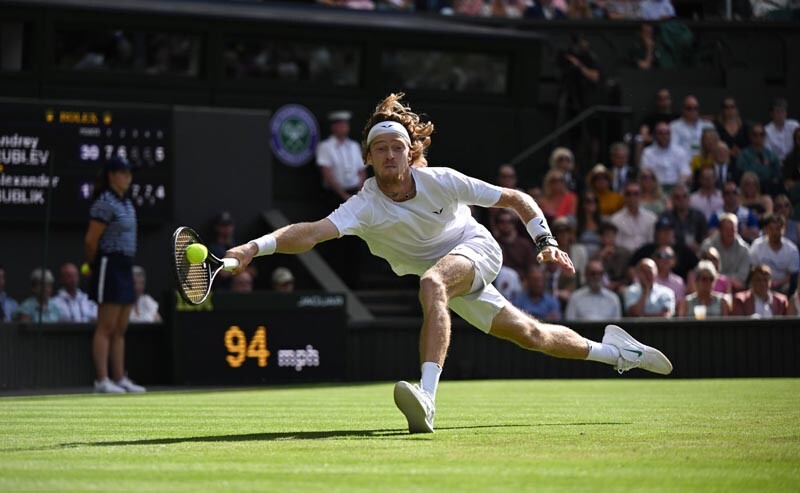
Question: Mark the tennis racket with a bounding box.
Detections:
[171,226,239,305]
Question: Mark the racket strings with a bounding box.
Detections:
[175,230,210,304]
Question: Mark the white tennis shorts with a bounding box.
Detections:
[446,231,508,333]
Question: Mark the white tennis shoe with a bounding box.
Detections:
[116,376,146,393]
[393,381,435,434]
[602,325,673,375]
[94,377,126,394]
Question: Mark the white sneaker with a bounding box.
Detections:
[602,325,673,375]
[393,381,435,434]
[94,377,126,394]
[116,376,146,393]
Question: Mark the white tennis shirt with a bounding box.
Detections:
[327,166,503,276]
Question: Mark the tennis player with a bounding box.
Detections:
[226,94,672,433]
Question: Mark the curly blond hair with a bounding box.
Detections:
[361,93,434,167]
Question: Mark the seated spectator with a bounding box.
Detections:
[548,147,580,193]
[610,181,657,252]
[636,89,679,160]
[690,166,724,222]
[564,260,622,321]
[630,23,663,71]
[552,216,588,285]
[639,0,675,19]
[700,213,751,292]
[748,214,799,295]
[13,268,61,323]
[231,270,255,293]
[690,128,720,175]
[739,172,773,222]
[682,260,731,318]
[488,164,524,234]
[567,0,593,18]
[494,208,537,278]
[686,246,732,297]
[639,168,670,216]
[662,184,708,253]
[271,267,295,293]
[764,98,799,162]
[129,266,161,323]
[640,122,690,192]
[708,182,760,243]
[732,264,794,317]
[623,258,675,318]
[209,211,236,290]
[773,194,800,246]
[544,260,577,309]
[607,0,640,19]
[737,124,783,196]
[538,169,577,220]
[576,190,603,257]
[52,262,97,322]
[524,0,567,19]
[0,264,19,322]
[710,141,737,189]
[592,221,632,291]
[781,128,800,189]
[607,141,635,193]
[512,266,561,321]
[652,245,686,315]
[630,215,698,279]
[586,164,624,217]
[493,265,523,301]
[713,97,749,163]
[670,96,714,163]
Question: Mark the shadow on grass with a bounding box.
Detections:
[55,422,629,448]
[1,422,630,452]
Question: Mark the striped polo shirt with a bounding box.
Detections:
[89,189,137,257]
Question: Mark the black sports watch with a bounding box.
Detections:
[534,234,559,254]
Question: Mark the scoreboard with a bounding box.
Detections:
[0,99,172,223]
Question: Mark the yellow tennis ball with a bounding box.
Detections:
[80,263,91,276]
[185,243,208,264]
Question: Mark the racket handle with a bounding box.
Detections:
[222,257,240,271]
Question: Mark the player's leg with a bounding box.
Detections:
[418,253,474,365]
[394,254,474,434]
[489,303,591,359]
[488,303,672,375]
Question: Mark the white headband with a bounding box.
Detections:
[366,121,411,146]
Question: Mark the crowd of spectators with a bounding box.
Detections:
[0,262,161,324]
[315,0,795,20]
[488,92,800,320]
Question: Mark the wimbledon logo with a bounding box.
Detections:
[269,104,320,167]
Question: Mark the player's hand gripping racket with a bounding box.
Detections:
[171,226,239,305]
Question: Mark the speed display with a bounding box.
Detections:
[0,99,172,223]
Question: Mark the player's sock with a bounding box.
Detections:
[584,339,620,365]
[420,362,442,400]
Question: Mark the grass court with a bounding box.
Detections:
[1,379,798,492]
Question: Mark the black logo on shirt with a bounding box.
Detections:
[433,208,443,215]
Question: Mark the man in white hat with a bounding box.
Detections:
[316,110,366,206]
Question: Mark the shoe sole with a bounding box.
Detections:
[605,325,673,375]
[393,381,434,434]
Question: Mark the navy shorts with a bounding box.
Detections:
[90,253,135,305]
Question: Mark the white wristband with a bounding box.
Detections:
[249,234,277,257]
[526,217,551,240]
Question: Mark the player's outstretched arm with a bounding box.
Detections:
[225,219,339,274]
[493,188,575,273]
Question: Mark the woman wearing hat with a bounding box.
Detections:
[84,156,145,394]
[586,164,623,217]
